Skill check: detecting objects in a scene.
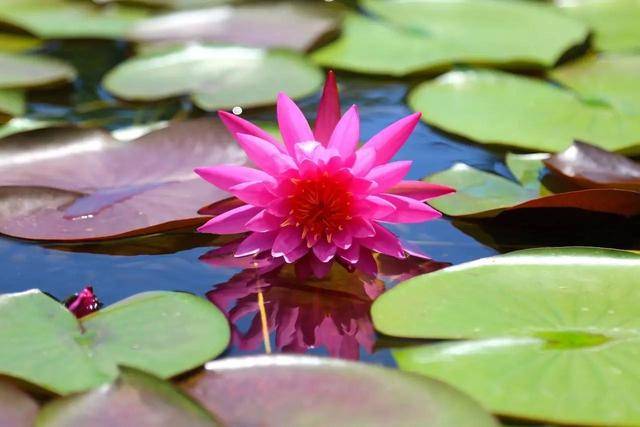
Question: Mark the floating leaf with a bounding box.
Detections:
[0,53,76,89]
[409,69,640,154]
[0,120,246,241]
[0,289,230,395]
[104,44,323,110]
[0,33,41,53]
[36,368,221,427]
[0,118,60,139]
[0,379,39,427]
[426,162,640,218]
[372,247,640,426]
[100,0,238,8]
[182,355,499,427]
[505,152,548,189]
[129,2,341,51]
[544,141,640,190]
[551,53,640,115]
[556,0,640,52]
[0,89,25,119]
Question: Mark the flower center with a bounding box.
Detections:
[288,173,353,242]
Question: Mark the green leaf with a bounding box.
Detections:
[0,53,76,89]
[103,44,323,110]
[505,152,548,189]
[0,290,230,394]
[0,0,149,39]
[372,247,640,426]
[0,33,41,53]
[551,53,640,115]
[409,69,640,154]
[36,368,221,427]
[555,0,640,52]
[0,89,25,118]
[182,355,499,427]
[0,379,39,427]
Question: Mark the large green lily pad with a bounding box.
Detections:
[0,34,41,53]
[182,355,499,427]
[103,44,323,110]
[555,0,640,52]
[373,247,640,426]
[0,0,149,39]
[36,368,221,427]
[409,69,640,154]
[0,290,230,395]
[0,89,25,119]
[551,54,640,115]
[0,379,39,427]
[0,53,76,89]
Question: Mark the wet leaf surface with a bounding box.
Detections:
[0,378,39,427]
[0,53,77,89]
[181,355,499,427]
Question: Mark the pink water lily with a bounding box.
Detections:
[196,72,454,278]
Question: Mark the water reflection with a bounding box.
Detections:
[203,243,448,360]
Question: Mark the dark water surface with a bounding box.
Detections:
[1,40,507,366]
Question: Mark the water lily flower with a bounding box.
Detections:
[64,286,101,318]
[196,72,454,277]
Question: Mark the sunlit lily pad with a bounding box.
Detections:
[0,89,25,119]
[182,355,498,427]
[101,0,238,8]
[0,119,246,241]
[0,118,60,139]
[555,0,640,52]
[372,247,640,426]
[129,2,342,51]
[36,368,221,427]
[0,379,39,427]
[104,44,322,110]
[0,289,230,395]
[0,53,76,89]
[550,54,640,115]
[409,69,640,154]
[0,33,41,53]
[0,0,149,39]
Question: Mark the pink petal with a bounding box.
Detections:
[218,110,283,151]
[235,230,278,257]
[266,197,291,217]
[272,226,303,257]
[294,140,322,163]
[283,242,309,263]
[198,197,244,216]
[198,204,261,234]
[348,217,375,238]
[360,113,421,166]
[327,105,359,158]
[65,286,101,318]
[354,247,378,276]
[338,242,360,263]
[387,180,455,201]
[333,229,352,249]
[312,239,337,262]
[378,194,442,223]
[229,181,276,207]
[359,223,404,258]
[351,147,376,176]
[314,70,341,145]
[277,93,314,156]
[246,210,283,232]
[195,165,274,191]
[235,133,296,176]
[309,255,332,278]
[365,160,412,193]
[354,195,396,219]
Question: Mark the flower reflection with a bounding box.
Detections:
[204,246,448,360]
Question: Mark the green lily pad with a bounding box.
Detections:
[0,34,41,53]
[0,53,76,89]
[182,355,499,427]
[36,368,221,427]
[101,0,238,8]
[409,69,640,154]
[103,44,323,110]
[0,379,39,427]
[551,54,640,115]
[372,247,640,426]
[555,0,640,52]
[0,290,230,395]
[0,0,149,40]
[0,89,25,118]
[0,118,61,139]
[505,152,549,189]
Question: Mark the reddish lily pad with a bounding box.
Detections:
[0,379,39,427]
[181,355,498,427]
[545,141,640,190]
[0,119,246,241]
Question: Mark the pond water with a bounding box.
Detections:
[1,40,507,366]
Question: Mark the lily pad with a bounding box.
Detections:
[409,69,640,154]
[129,2,341,51]
[103,44,322,110]
[36,368,221,427]
[545,141,640,190]
[0,379,39,427]
[0,289,230,395]
[550,53,640,115]
[555,0,640,52]
[0,119,246,241]
[505,152,548,190]
[182,355,498,427]
[0,53,76,89]
[0,33,41,53]
[372,247,640,426]
[0,0,149,39]
[0,89,25,118]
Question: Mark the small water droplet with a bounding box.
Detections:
[232,106,243,115]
